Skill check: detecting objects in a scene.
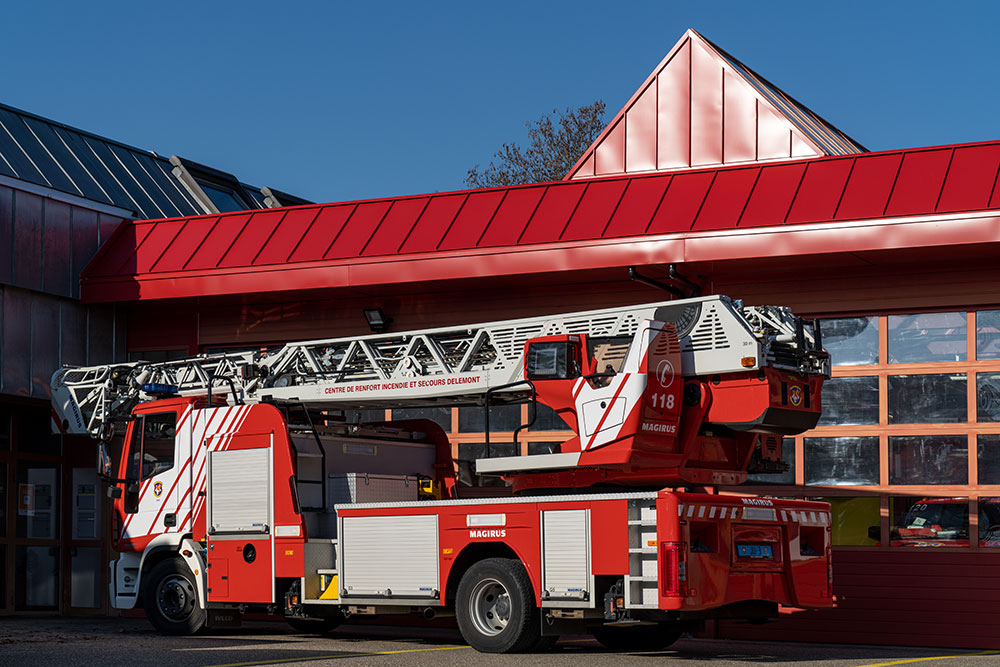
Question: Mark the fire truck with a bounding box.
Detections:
[52,293,832,653]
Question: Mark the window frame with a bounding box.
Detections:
[736,309,1000,551]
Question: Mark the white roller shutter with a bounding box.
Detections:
[340,514,438,598]
[542,509,590,600]
[208,448,270,534]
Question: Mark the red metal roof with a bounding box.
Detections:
[81,141,1000,303]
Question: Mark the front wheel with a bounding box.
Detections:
[456,558,540,653]
[143,558,206,635]
[592,622,682,651]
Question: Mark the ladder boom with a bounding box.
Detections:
[51,295,829,436]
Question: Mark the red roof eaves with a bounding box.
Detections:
[81,207,1000,303]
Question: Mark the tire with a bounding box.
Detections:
[286,615,342,635]
[456,558,540,653]
[592,622,682,652]
[143,558,206,635]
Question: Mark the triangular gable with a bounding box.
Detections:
[566,29,866,180]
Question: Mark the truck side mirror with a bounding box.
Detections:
[867,526,881,541]
[124,482,140,514]
[97,442,114,480]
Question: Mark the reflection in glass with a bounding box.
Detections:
[977,310,1000,360]
[819,317,878,365]
[459,404,522,433]
[747,437,795,485]
[528,403,571,431]
[818,377,879,426]
[889,435,967,485]
[979,498,1000,547]
[391,407,452,431]
[15,546,60,609]
[887,312,966,363]
[198,181,247,212]
[813,497,879,546]
[805,437,879,485]
[528,442,558,456]
[977,373,1000,422]
[16,463,60,540]
[890,496,969,547]
[977,435,1000,484]
[887,374,966,424]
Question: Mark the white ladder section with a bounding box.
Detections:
[52,299,673,436]
[51,295,827,436]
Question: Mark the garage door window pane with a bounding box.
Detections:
[528,403,570,431]
[888,312,966,363]
[979,498,1000,547]
[889,435,968,485]
[977,373,1000,422]
[390,407,451,432]
[747,437,795,485]
[888,374,967,424]
[978,435,1000,484]
[813,497,880,546]
[977,310,1000,360]
[819,317,878,366]
[890,496,969,547]
[818,376,879,426]
[458,404,522,433]
[805,437,879,485]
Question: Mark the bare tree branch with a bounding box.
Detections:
[465,100,607,188]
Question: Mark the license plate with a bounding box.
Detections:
[737,543,773,559]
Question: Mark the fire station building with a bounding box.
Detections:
[4,29,1000,648]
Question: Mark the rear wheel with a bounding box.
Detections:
[456,558,540,653]
[591,622,682,652]
[143,558,206,635]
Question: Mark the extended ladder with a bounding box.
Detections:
[52,295,828,436]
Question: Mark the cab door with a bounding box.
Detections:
[205,432,274,604]
[120,411,183,546]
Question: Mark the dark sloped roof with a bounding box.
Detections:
[0,102,298,218]
[81,141,1000,303]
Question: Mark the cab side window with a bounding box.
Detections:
[141,413,176,479]
[124,412,177,481]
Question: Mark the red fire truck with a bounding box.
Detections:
[52,293,832,653]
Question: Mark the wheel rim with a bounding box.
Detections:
[468,577,512,637]
[157,574,196,622]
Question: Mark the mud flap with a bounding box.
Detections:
[206,608,242,629]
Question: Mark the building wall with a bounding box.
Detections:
[0,182,126,615]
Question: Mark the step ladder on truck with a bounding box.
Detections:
[51,291,833,653]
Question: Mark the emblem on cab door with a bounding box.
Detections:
[153,481,163,498]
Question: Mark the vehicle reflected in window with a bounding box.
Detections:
[890,496,969,547]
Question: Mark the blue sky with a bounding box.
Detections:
[3,1,997,203]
